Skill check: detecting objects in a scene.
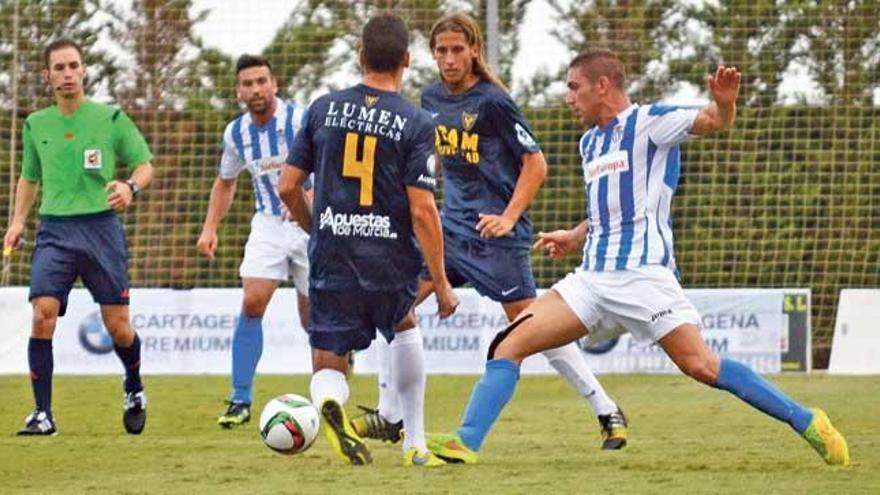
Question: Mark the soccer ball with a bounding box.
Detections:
[259,394,320,455]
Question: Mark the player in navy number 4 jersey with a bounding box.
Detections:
[279,13,459,467]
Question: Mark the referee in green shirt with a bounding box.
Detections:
[3,39,154,436]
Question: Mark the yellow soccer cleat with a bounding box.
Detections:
[320,399,372,465]
[802,408,850,466]
[403,447,447,467]
[426,433,478,464]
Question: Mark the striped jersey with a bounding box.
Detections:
[219,98,307,216]
[579,103,699,273]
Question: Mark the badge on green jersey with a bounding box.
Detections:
[84,149,102,170]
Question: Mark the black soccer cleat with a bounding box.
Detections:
[217,401,251,429]
[598,407,628,450]
[17,410,57,436]
[123,390,147,435]
[349,405,403,443]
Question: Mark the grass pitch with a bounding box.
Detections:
[1,374,877,494]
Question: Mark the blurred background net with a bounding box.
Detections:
[1,0,878,366]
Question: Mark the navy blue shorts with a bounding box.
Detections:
[308,280,417,356]
[422,230,537,303]
[29,211,130,316]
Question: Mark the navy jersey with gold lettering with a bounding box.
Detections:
[421,80,541,247]
[287,84,436,291]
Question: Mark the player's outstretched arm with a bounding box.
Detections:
[3,177,39,252]
[477,151,547,238]
[408,186,459,318]
[691,66,741,136]
[278,165,311,232]
[196,175,238,260]
[533,220,588,259]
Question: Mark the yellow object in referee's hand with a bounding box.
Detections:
[3,246,12,257]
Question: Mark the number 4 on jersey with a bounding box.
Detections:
[343,132,377,206]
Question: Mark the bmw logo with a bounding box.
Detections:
[578,336,619,355]
[78,311,115,354]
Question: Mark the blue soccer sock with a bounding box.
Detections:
[231,315,263,404]
[713,358,813,434]
[114,333,143,393]
[457,358,520,452]
[28,338,53,415]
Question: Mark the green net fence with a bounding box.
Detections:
[1,0,878,366]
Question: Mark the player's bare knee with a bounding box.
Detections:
[103,315,134,345]
[32,310,56,328]
[487,313,533,362]
[494,339,527,364]
[31,315,56,339]
[105,311,127,327]
[241,293,269,318]
[31,302,58,338]
[680,355,719,385]
[311,349,349,375]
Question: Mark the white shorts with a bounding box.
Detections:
[239,214,309,294]
[552,264,701,345]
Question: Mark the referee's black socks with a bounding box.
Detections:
[28,337,54,415]
[114,333,143,393]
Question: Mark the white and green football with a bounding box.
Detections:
[259,394,320,455]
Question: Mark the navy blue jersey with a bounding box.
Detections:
[287,84,436,291]
[421,80,541,247]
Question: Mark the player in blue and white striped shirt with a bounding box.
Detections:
[197,55,310,428]
[577,100,695,274]
[427,49,849,466]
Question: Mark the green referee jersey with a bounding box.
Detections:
[21,99,153,216]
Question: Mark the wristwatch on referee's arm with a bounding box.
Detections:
[125,179,141,197]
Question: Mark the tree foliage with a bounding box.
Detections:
[0,0,115,111]
[531,0,880,107]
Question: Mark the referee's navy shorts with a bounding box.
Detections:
[307,279,418,356]
[29,211,130,316]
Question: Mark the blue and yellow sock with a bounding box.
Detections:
[457,358,520,451]
[114,333,143,393]
[28,337,53,415]
[714,358,813,433]
[231,315,263,404]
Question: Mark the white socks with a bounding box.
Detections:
[390,327,427,452]
[543,342,618,416]
[375,336,403,423]
[310,368,349,407]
